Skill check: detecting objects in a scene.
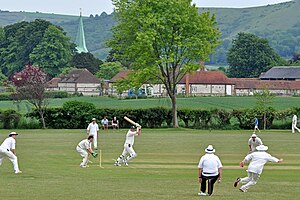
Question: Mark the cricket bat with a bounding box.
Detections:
[124,116,141,128]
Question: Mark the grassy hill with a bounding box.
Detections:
[1,1,299,62]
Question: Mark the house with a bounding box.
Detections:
[178,71,235,96]
[57,69,101,96]
[260,66,300,81]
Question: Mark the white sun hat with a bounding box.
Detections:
[256,145,268,151]
[205,145,215,153]
[92,118,96,121]
[251,133,257,138]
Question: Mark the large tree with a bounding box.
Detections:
[70,52,103,74]
[227,32,285,78]
[12,65,48,128]
[30,25,75,77]
[109,0,220,127]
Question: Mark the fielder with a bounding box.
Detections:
[114,124,141,166]
[87,118,99,150]
[292,114,300,133]
[234,145,283,192]
[76,135,98,168]
[248,133,263,154]
[253,116,260,133]
[0,132,22,174]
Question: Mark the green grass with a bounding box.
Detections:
[0,129,299,199]
[1,96,300,114]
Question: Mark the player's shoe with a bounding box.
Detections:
[114,162,121,166]
[124,161,128,166]
[80,164,89,168]
[197,192,207,196]
[15,170,22,174]
[239,188,247,192]
[234,178,241,187]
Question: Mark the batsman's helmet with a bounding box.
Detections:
[130,125,136,129]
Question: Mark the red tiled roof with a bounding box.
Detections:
[47,78,61,88]
[110,70,132,82]
[179,71,233,84]
[231,78,300,90]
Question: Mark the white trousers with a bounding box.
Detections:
[240,171,260,191]
[0,147,20,172]
[292,123,300,133]
[116,143,137,163]
[76,146,89,166]
[89,133,98,149]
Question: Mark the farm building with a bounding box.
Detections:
[109,69,300,97]
[54,69,101,96]
[260,66,300,81]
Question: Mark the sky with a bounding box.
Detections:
[0,0,292,16]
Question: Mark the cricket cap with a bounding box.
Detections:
[92,118,96,121]
[251,133,257,138]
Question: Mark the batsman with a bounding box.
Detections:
[114,117,141,166]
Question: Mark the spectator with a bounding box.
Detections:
[112,116,119,129]
[101,116,109,130]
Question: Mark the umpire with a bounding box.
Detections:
[197,145,222,196]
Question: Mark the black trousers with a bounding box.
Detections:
[200,174,219,195]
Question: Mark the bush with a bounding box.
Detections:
[0,109,21,129]
[0,92,13,101]
[45,91,69,98]
[17,117,41,129]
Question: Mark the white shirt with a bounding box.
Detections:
[198,153,223,176]
[248,137,263,152]
[87,122,99,135]
[124,130,137,145]
[101,119,108,125]
[292,115,297,125]
[78,139,91,150]
[0,137,16,150]
[244,151,279,174]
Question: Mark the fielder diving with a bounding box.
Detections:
[114,124,141,166]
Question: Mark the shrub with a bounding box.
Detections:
[0,109,21,129]
[45,91,69,98]
[17,117,41,129]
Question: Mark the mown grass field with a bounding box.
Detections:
[0,129,299,200]
[1,96,300,114]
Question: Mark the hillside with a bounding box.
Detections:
[1,0,299,63]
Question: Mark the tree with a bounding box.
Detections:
[12,65,48,128]
[109,0,220,127]
[254,89,275,130]
[70,52,103,74]
[96,61,124,80]
[227,32,285,78]
[29,25,75,77]
[0,20,52,77]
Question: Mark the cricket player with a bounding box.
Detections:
[248,133,263,154]
[0,132,22,174]
[292,114,300,133]
[76,135,98,168]
[114,124,141,166]
[253,116,260,133]
[197,145,222,196]
[87,118,99,150]
[234,145,283,192]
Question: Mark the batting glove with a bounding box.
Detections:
[136,123,141,127]
[91,152,98,158]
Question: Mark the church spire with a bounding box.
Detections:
[75,8,88,53]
